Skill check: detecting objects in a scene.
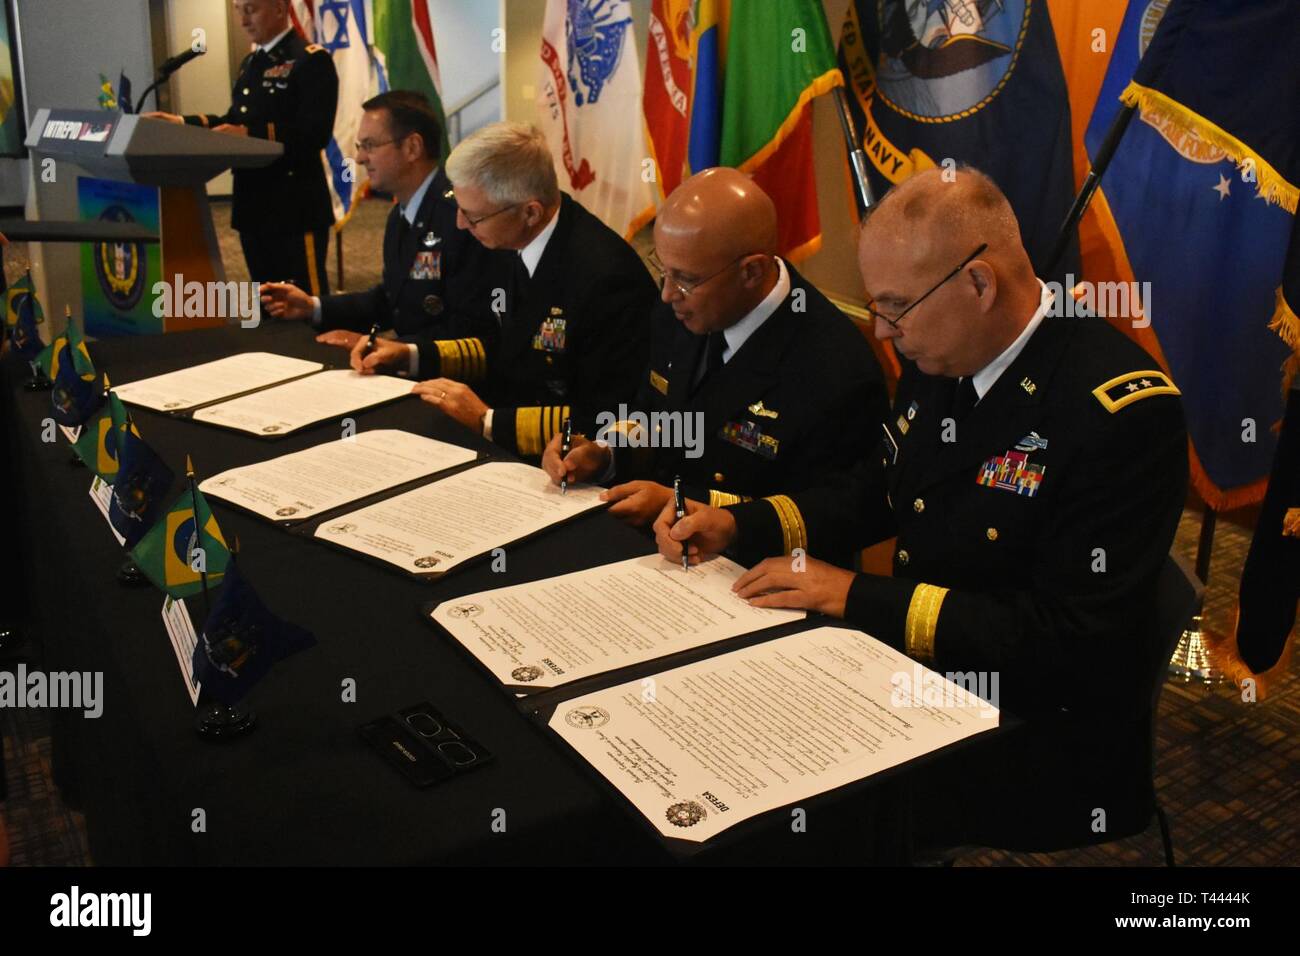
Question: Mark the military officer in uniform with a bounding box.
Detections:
[539,167,889,528]
[260,90,505,368]
[147,0,338,294]
[656,168,1189,852]
[351,122,657,460]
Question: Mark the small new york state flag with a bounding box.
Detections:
[129,486,230,599]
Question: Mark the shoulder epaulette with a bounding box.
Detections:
[1092,369,1180,413]
[306,43,325,54]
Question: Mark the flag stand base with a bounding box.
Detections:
[1168,614,1227,684]
[69,451,83,467]
[24,374,53,392]
[0,624,22,657]
[195,703,257,740]
[116,559,148,587]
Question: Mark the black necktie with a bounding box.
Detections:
[693,333,727,393]
[952,376,979,421]
[505,254,529,325]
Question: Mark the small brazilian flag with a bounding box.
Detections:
[72,388,135,482]
[39,317,100,426]
[4,274,45,360]
[129,486,231,599]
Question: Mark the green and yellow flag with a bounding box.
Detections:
[129,487,230,599]
[72,386,135,482]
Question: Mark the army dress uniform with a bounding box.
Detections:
[315,167,507,350]
[411,194,657,458]
[606,258,889,527]
[185,29,338,294]
[725,294,1189,851]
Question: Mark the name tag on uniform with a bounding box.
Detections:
[649,369,669,395]
[409,250,441,281]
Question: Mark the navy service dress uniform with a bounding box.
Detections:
[185,30,338,294]
[606,259,889,521]
[725,309,1189,851]
[315,167,507,346]
[411,194,657,459]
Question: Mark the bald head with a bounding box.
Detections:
[652,168,782,335]
[859,166,1044,378]
[658,167,779,261]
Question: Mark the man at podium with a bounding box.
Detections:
[146,0,338,295]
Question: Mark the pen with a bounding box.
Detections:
[560,416,573,495]
[363,321,379,356]
[673,476,689,571]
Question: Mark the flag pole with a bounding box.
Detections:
[185,453,211,620]
[832,86,876,220]
[23,269,53,391]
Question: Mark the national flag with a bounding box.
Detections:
[130,487,231,599]
[4,273,45,361]
[642,0,693,198]
[72,387,134,482]
[40,318,102,427]
[191,557,317,706]
[836,0,1077,273]
[108,427,175,549]
[292,0,449,223]
[539,0,656,239]
[1084,0,1298,509]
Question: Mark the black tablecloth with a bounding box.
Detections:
[3,322,945,865]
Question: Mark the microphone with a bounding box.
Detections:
[157,47,206,79]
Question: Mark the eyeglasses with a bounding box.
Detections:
[866,243,989,329]
[457,201,522,227]
[353,134,409,154]
[647,251,755,298]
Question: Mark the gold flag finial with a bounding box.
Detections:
[185,453,195,478]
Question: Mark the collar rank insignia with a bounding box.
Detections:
[896,412,910,435]
[1020,377,1037,395]
[906,400,918,421]
[748,400,778,419]
[977,448,1046,497]
[1092,369,1181,413]
[1014,431,1048,452]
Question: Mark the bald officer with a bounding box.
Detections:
[656,167,1189,852]
[541,167,888,528]
[148,0,338,294]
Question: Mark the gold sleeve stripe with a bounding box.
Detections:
[763,495,807,555]
[709,490,753,508]
[515,407,544,456]
[433,338,487,381]
[904,583,949,665]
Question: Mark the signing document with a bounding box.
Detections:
[192,369,413,436]
[114,352,323,411]
[433,554,803,690]
[549,626,1000,843]
[314,461,604,577]
[200,429,477,521]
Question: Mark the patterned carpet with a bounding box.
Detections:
[2,205,1295,866]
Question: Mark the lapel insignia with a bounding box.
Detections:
[1092,369,1180,413]
[649,369,669,395]
[906,400,918,421]
[532,316,567,352]
[422,231,440,247]
[1020,376,1037,395]
[721,420,779,459]
[977,449,1046,497]
[896,413,910,435]
[1014,431,1048,452]
[748,400,778,419]
[409,250,441,280]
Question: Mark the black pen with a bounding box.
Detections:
[560,416,573,495]
[363,321,379,356]
[673,476,689,571]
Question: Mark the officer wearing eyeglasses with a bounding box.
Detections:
[347,121,657,460]
[261,90,505,369]
[654,165,1190,852]
[540,167,888,528]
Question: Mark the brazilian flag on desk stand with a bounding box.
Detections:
[37,313,102,426]
[4,273,46,361]
[190,557,316,706]
[129,486,230,599]
[72,385,134,482]
[107,424,174,549]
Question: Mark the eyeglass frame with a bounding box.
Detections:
[866,243,989,329]
[647,250,763,299]
[456,200,523,228]
[353,132,411,154]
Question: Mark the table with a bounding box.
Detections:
[3,322,979,865]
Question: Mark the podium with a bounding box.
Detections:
[19,108,283,335]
